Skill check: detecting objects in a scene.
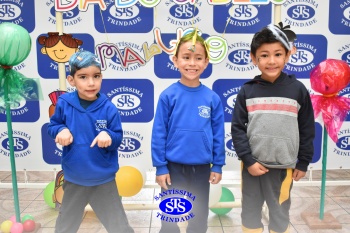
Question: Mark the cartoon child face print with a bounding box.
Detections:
[38,32,83,63]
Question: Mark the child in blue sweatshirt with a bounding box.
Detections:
[151,30,226,233]
[48,50,133,233]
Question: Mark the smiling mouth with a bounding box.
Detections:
[54,51,67,60]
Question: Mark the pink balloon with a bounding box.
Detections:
[310,59,350,95]
[9,215,17,223]
[10,222,23,233]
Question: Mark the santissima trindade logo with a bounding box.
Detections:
[155,189,196,222]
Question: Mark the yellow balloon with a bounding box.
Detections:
[115,166,144,197]
[0,220,13,233]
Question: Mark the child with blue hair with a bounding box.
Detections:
[48,50,134,233]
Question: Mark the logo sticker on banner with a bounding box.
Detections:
[0,129,32,159]
[284,1,318,28]
[118,130,144,159]
[165,1,202,27]
[311,122,322,164]
[0,95,40,122]
[341,46,350,65]
[94,3,154,33]
[0,0,35,32]
[225,41,256,73]
[225,132,237,159]
[213,79,248,122]
[213,3,272,33]
[36,33,95,79]
[41,123,61,165]
[284,35,327,78]
[339,85,350,121]
[101,79,154,122]
[329,0,350,34]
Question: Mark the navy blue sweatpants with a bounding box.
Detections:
[159,162,211,233]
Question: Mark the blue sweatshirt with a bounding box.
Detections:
[152,81,226,176]
[47,91,123,186]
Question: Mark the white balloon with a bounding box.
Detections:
[209,183,222,208]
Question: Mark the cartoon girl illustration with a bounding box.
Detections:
[38,32,83,63]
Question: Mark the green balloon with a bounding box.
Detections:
[21,214,34,223]
[210,187,235,215]
[0,22,31,66]
[43,181,55,209]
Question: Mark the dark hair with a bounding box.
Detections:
[250,26,289,56]
[69,50,101,76]
[38,32,83,48]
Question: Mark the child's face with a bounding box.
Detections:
[251,42,290,82]
[67,65,102,101]
[172,41,209,87]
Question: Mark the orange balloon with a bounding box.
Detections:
[115,166,144,197]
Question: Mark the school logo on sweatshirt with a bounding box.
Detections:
[95,120,107,131]
[118,130,143,158]
[94,2,153,33]
[154,188,196,223]
[102,79,154,122]
[198,106,210,118]
[0,0,35,32]
[329,0,350,34]
[283,35,327,78]
[0,130,31,158]
[213,3,272,33]
[283,1,318,28]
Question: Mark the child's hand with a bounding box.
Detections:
[90,131,112,148]
[247,162,269,176]
[292,169,306,181]
[209,172,222,184]
[156,174,171,190]
[55,128,73,146]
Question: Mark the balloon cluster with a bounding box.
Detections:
[310,59,350,142]
[0,214,36,233]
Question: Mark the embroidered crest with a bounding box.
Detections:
[198,106,210,118]
[95,120,107,131]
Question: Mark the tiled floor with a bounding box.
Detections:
[1,169,350,233]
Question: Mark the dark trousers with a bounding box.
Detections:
[55,180,134,233]
[159,162,211,233]
[241,164,293,233]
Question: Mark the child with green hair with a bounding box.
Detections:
[152,30,226,233]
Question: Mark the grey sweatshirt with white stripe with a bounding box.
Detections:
[231,72,315,172]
